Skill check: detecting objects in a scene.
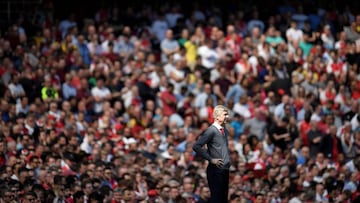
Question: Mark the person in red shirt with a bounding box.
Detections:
[160,83,177,117]
[225,25,242,61]
[350,80,360,100]
[299,111,312,146]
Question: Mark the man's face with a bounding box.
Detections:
[104,191,113,202]
[74,196,84,203]
[123,189,133,201]
[166,30,173,39]
[216,110,229,125]
[3,191,15,202]
[31,157,40,168]
[169,188,179,199]
[113,191,122,201]
[183,177,193,193]
[84,183,93,195]
[201,187,211,199]
[95,166,104,178]
[204,85,211,94]
[104,169,112,180]
[160,187,170,199]
[96,79,104,88]
[23,194,37,203]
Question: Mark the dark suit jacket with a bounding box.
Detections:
[320,134,343,159]
[193,125,230,169]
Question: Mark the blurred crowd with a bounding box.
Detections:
[1,0,360,202]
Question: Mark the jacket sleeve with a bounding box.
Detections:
[192,128,214,161]
[337,137,344,154]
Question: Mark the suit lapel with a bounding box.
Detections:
[211,125,226,137]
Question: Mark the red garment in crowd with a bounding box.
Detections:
[102,52,117,62]
[66,197,74,203]
[160,90,177,116]
[318,121,329,135]
[140,38,151,51]
[207,106,214,123]
[234,59,250,74]
[352,92,360,100]
[330,62,344,76]
[324,89,336,103]
[332,136,339,161]
[130,120,145,138]
[0,155,5,167]
[71,76,81,89]
[293,98,304,112]
[55,120,65,133]
[42,183,51,190]
[225,34,242,60]
[299,120,310,146]
[352,82,360,100]
[0,66,5,77]
[109,178,118,189]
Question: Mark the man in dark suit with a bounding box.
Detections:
[320,125,343,161]
[193,105,230,203]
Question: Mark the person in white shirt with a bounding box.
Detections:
[197,39,219,69]
[91,76,111,115]
[168,56,185,94]
[335,31,347,50]
[321,25,335,50]
[87,34,102,55]
[232,95,251,119]
[16,96,29,115]
[8,74,25,101]
[101,32,117,54]
[286,20,303,44]
[48,101,61,121]
[146,65,160,89]
[163,53,178,78]
[263,135,275,156]
[315,183,328,203]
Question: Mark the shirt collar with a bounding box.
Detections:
[212,122,223,130]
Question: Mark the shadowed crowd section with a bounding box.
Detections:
[0,0,360,202]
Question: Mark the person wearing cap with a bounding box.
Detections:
[193,105,230,203]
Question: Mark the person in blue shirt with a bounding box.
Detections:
[62,74,77,100]
[230,113,243,140]
[76,34,91,66]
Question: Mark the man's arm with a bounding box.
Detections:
[192,129,213,161]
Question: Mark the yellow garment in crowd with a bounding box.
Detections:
[184,41,197,64]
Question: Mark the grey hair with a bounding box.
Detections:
[280,165,289,173]
[213,105,228,119]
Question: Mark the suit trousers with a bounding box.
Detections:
[207,164,229,203]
